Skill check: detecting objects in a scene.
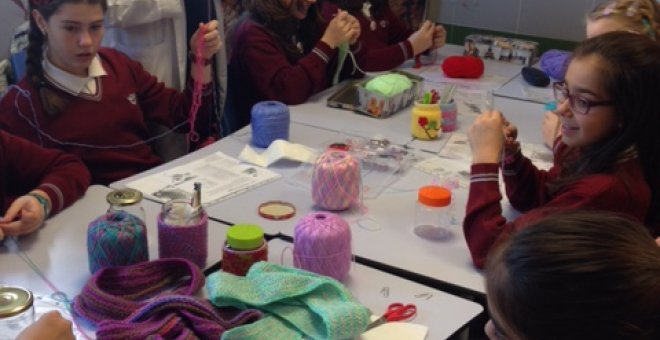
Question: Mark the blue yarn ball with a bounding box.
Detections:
[87,211,149,274]
[251,101,290,148]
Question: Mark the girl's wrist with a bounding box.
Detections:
[189,51,212,66]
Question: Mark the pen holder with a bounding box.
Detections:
[157,199,208,269]
[411,101,441,140]
[440,100,458,132]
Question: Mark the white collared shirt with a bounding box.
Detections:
[42,53,107,98]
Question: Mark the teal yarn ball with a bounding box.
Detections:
[365,73,413,97]
[87,211,149,274]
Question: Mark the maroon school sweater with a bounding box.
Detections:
[0,48,213,185]
[463,142,652,268]
[228,20,365,129]
[322,3,414,72]
[0,130,90,215]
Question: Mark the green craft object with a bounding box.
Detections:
[365,73,413,97]
[207,262,370,340]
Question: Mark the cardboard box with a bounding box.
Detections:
[464,34,539,66]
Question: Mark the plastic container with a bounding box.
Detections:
[0,286,35,339]
[411,102,441,140]
[440,100,458,132]
[413,186,452,240]
[222,224,268,276]
[106,188,146,224]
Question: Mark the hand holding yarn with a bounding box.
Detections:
[432,24,446,49]
[408,21,435,56]
[468,110,506,164]
[190,20,222,59]
[323,11,359,49]
[0,194,48,239]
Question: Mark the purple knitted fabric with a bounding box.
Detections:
[539,49,572,81]
[96,295,262,340]
[73,258,204,322]
[73,258,262,338]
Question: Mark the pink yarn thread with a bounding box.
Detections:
[293,212,352,281]
[311,150,361,211]
[188,24,206,143]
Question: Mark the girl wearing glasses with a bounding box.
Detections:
[543,0,659,147]
[484,211,660,340]
[464,32,660,268]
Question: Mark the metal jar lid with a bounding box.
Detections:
[107,188,143,206]
[0,286,33,318]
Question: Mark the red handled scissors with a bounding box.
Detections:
[365,303,417,331]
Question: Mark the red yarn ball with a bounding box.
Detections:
[441,56,485,79]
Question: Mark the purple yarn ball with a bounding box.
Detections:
[540,50,572,81]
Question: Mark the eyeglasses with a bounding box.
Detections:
[552,82,613,115]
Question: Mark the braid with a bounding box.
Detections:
[26,14,46,88]
[589,0,660,40]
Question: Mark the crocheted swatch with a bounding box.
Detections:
[206,262,371,340]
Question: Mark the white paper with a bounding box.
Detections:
[125,151,281,205]
[238,139,319,167]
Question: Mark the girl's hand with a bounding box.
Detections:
[468,110,506,164]
[502,117,520,155]
[432,24,446,49]
[346,14,361,45]
[17,311,74,340]
[0,194,47,240]
[322,11,360,49]
[190,20,222,59]
[408,20,435,56]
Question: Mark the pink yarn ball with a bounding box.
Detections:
[311,150,361,211]
[293,212,352,281]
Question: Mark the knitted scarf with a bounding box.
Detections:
[73,258,262,339]
[206,262,371,340]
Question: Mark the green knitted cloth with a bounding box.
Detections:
[206,262,370,340]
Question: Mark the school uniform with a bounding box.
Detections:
[464,142,652,268]
[0,48,214,185]
[322,3,415,72]
[227,19,365,131]
[0,130,90,215]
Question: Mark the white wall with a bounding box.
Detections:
[429,0,606,42]
[0,0,29,60]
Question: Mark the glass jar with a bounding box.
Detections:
[0,286,35,339]
[413,186,452,240]
[222,224,268,276]
[158,199,208,269]
[106,188,146,224]
[411,101,441,140]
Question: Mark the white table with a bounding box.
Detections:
[267,239,483,340]
[494,72,554,104]
[0,185,230,299]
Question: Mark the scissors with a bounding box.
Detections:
[364,302,417,331]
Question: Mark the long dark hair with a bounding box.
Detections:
[238,0,325,61]
[27,0,108,88]
[550,32,660,226]
[27,0,107,115]
[486,211,660,340]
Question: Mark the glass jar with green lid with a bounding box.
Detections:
[0,286,35,338]
[222,224,268,276]
[106,188,146,224]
